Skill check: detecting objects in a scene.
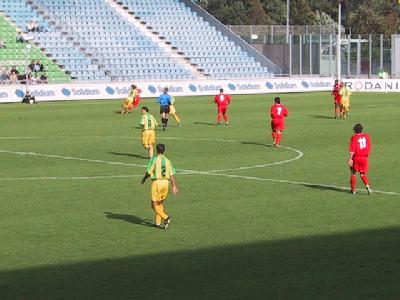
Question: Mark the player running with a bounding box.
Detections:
[121,84,141,114]
[339,83,352,119]
[214,88,231,125]
[141,143,179,229]
[270,97,288,148]
[157,87,172,130]
[348,123,372,195]
[169,96,181,127]
[140,107,158,159]
[332,80,341,118]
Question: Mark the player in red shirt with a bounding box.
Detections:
[332,80,341,118]
[214,88,231,125]
[127,85,142,113]
[348,123,372,194]
[270,97,288,148]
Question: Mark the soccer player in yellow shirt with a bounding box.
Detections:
[141,143,179,229]
[140,107,158,159]
[339,83,352,119]
[169,96,181,127]
[121,84,141,114]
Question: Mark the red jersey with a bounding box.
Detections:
[332,84,340,98]
[270,104,288,120]
[349,133,371,157]
[214,93,231,107]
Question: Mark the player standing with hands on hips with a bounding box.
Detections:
[214,88,231,125]
[349,123,372,195]
[270,97,288,148]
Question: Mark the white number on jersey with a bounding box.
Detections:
[277,107,282,115]
[219,95,225,102]
[358,137,367,149]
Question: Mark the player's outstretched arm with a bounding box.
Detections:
[170,175,179,195]
[141,173,150,184]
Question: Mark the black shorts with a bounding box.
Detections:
[160,106,170,114]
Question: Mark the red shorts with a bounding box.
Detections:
[334,96,341,104]
[218,106,227,114]
[351,156,369,173]
[271,119,285,131]
[132,97,140,108]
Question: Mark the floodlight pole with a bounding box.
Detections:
[286,0,290,44]
[337,2,341,82]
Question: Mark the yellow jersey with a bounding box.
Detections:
[140,113,158,131]
[146,155,176,180]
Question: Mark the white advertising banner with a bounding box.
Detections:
[343,79,400,92]
[1,77,336,103]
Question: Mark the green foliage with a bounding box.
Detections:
[199,0,400,34]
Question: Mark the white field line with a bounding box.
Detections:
[1,143,399,196]
[0,149,146,169]
[0,175,143,181]
[207,145,303,173]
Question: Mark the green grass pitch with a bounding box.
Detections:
[0,92,399,299]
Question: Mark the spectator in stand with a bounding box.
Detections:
[27,20,39,32]
[16,32,24,43]
[40,74,48,83]
[0,40,6,49]
[34,60,44,72]
[9,67,19,84]
[29,60,36,72]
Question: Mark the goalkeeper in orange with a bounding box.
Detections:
[169,96,181,127]
[141,143,179,229]
[121,84,142,114]
[140,107,158,159]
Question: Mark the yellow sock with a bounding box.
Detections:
[155,214,162,226]
[173,113,181,124]
[154,203,168,220]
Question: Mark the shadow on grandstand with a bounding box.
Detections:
[110,152,148,159]
[2,226,399,299]
[104,212,154,227]
[193,121,216,126]
[309,114,336,119]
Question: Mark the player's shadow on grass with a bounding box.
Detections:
[302,183,349,193]
[309,114,336,119]
[110,152,148,160]
[104,212,154,227]
[241,141,273,147]
[194,121,216,126]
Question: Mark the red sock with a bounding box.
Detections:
[360,174,369,186]
[276,133,282,145]
[350,174,356,191]
[272,132,277,141]
[217,114,222,123]
[223,114,229,123]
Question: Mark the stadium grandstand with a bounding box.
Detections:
[0,0,279,84]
